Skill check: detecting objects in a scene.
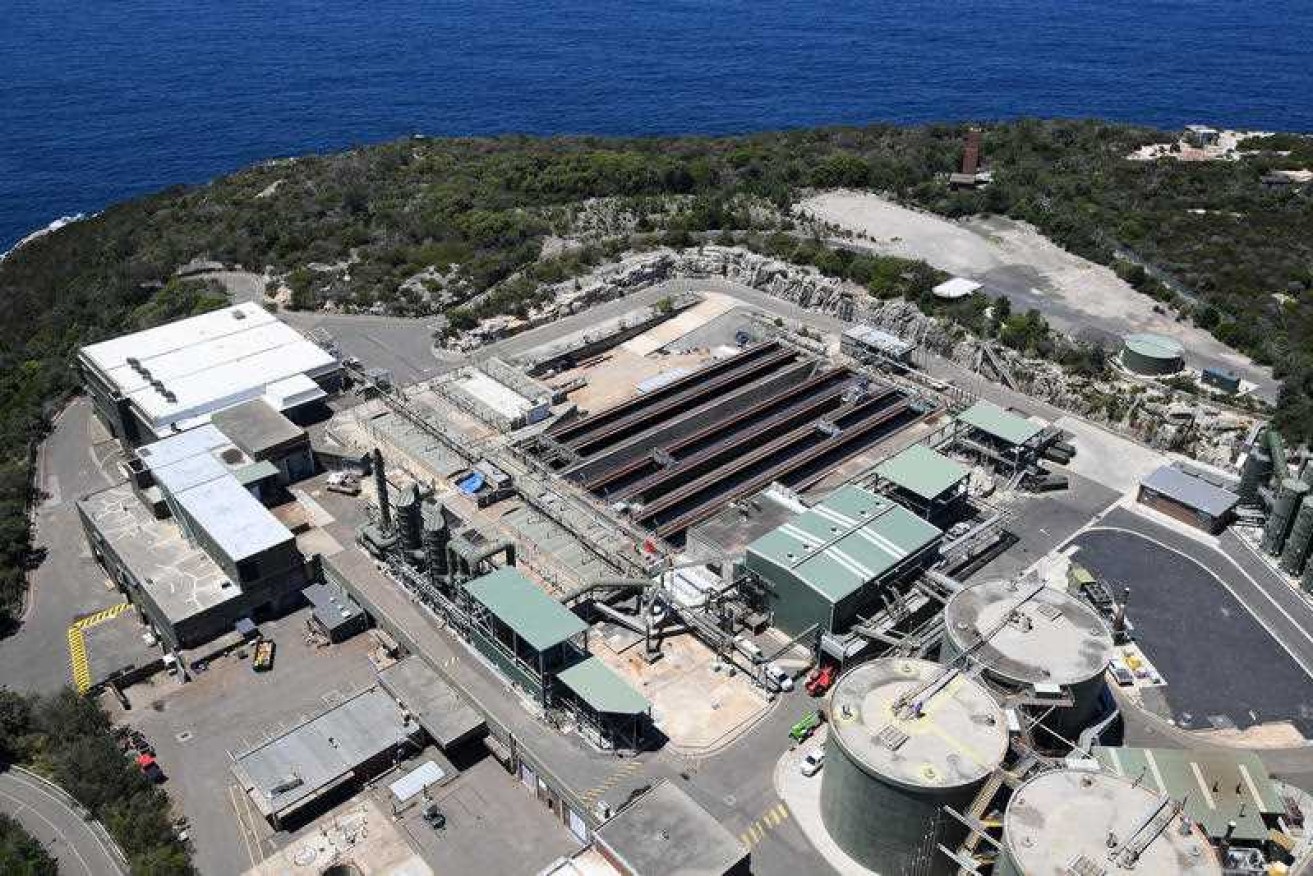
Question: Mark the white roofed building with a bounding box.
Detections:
[78,302,342,445]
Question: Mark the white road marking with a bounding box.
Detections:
[0,787,94,876]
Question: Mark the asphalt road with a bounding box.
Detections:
[0,767,126,876]
[0,397,125,693]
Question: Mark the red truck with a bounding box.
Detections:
[805,664,836,697]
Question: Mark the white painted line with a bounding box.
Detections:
[1142,749,1168,796]
[1238,764,1265,810]
[1189,761,1217,810]
[0,786,94,876]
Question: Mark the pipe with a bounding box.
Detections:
[557,577,651,604]
[372,447,391,530]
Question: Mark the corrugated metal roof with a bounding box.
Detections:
[463,568,587,652]
[1092,746,1282,843]
[747,486,942,603]
[1140,465,1239,517]
[556,657,649,715]
[875,443,969,500]
[958,400,1043,446]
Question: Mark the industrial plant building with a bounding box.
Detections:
[1137,464,1240,534]
[78,411,312,649]
[872,442,970,522]
[954,400,1049,475]
[744,485,943,638]
[77,302,342,446]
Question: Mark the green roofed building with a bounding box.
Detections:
[874,443,969,521]
[745,486,942,638]
[556,656,650,750]
[463,568,588,704]
[1092,746,1286,847]
[956,400,1047,474]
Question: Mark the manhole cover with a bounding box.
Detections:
[175,730,194,743]
[724,794,736,806]
[292,847,318,866]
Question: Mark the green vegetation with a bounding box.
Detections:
[0,814,57,876]
[1,119,1310,629]
[0,689,194,875]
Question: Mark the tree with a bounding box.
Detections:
[0,814,57,876]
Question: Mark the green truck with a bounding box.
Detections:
[789,710,824,742]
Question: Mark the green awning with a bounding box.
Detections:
[875,443,968,500]
[957,401,1043,446]
[234,459,280,486]
[557,657,649,715]
[463,568,587,652]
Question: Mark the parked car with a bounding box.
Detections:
[1109,659,1134,686]
[764,662,794,692]
[946,521,972,539]
[252,639,276,672]
[800,749,826,777]
[734,636,764,664]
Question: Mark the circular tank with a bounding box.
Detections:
[997,769,1221,876]
[942,579,1114,741]
[1121,333,1185,376]
[819,657,1009,876]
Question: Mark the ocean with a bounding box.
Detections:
[2,0,1311,251]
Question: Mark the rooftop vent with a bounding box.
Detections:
[233,309,247,320]
[126,357,140,367]
[220,447,244,465]
[874,724,909,752]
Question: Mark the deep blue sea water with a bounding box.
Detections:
[2,1,1311,251]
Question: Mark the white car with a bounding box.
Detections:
[800,749,825,776]
[764,662,794,692]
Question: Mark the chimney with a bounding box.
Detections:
[373,447,392,530]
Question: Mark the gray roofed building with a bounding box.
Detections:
[211,398,307,459]
[1138,465,1240,533]
[378,656,486,749]
[593,780,749,876]
[231,686,422,828]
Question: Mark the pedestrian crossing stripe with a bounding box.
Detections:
[739,802,789,848]
[67,626,91,694]
[73,601,131,631]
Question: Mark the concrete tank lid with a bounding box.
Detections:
[1004,768,1221,876]
[943,579,1114,687]
[827,657,1008,792]
[1123,333,1185,359]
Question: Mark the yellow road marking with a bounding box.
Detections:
[67,626,90,693]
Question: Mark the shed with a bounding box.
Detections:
[957,401,1043,447]
[301,581,368,642]
[556,656,650,750]
[1137,465,1239,534]
[932,278,983,300]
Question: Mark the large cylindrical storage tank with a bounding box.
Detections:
[1237,445,1272,506]
[1263,479,1310,555]
[1280,496,1313,575]
[422,502,449,577]
[942,579,1114,743]
[997,769,1221,876]
[820,658,1009,876]
[1121,333,1185,376]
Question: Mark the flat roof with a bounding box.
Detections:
[595,780,748,876]
[233,687,419,819]
[1003,769,1221,875]
[1140,465,1240,518]
[79,303,338,430]
[463,568,587,652]
[1093,746,1283,844]
[875,443,969,500]
[211,399,305,457]
[378,656,486,748]
[957,400,1043,446]
[301,581,366,633]
[842,324,914,356]
[456,370,536,420]
[557,657,649,715]
[79,483,235,623]
[944,579,1114,687]
[747,486,942,603]
[175,475,292,562]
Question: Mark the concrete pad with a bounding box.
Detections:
[591,633,771,753]
[1053,415,1165,494]
[773,728,873,876]
[620,293,738,356]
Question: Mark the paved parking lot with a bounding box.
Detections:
[111,608,381,876]
[1070,526,1313,735]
